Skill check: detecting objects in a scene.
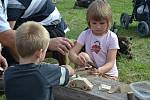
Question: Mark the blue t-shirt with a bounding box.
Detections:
[4,63,69,100]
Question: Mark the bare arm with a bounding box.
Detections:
[68,42,85,65]
[8,21,16,29]
[0,29,19,62]
[98,49,118,74]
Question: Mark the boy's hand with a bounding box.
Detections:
[61,65,75,76]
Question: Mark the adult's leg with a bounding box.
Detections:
[1,47,18,66]
[44,19,68,65]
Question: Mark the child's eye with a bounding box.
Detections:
[92,22,97,24]
[99,22,105,24]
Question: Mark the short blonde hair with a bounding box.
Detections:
[16,21,50,58]
[86,0,112,29]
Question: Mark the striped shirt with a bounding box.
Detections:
[7,0,69,33]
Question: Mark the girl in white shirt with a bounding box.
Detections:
[69,0,120,80]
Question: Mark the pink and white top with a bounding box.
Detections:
[77,29,120,77]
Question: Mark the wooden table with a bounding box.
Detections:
[53,71,129,100]
[0,71,132,100]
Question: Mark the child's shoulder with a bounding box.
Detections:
[80,29,92,36]
[108,30,118,38]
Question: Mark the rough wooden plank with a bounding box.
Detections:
[0,71,131,100]
[53,71,129,100]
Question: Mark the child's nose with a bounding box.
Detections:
[96,25,101,28]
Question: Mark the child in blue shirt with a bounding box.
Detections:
[4,21,74,100]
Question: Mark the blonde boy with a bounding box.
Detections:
[4,21,74,100]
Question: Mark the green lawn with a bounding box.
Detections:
[1,0,150,99]
[56,0,150,83]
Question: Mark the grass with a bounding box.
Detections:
[56,0,150,83]
[0,0,150,99]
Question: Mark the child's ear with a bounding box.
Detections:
[34,49,43,58]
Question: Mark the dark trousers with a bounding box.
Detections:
[44,19,67,65]
[1,47,18,66]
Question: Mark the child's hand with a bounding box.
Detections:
[61,65,75,76]
[76,53,87,66]
[88,68,102,75]
[77,52,93,66]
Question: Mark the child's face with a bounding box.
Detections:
[89,19,108,36]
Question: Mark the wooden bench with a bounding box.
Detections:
[0,71,135,100]
[53,71,131,100]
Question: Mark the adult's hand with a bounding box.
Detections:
[0,29,19,62]
[48,37,74,55]
[0,53,8,71]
